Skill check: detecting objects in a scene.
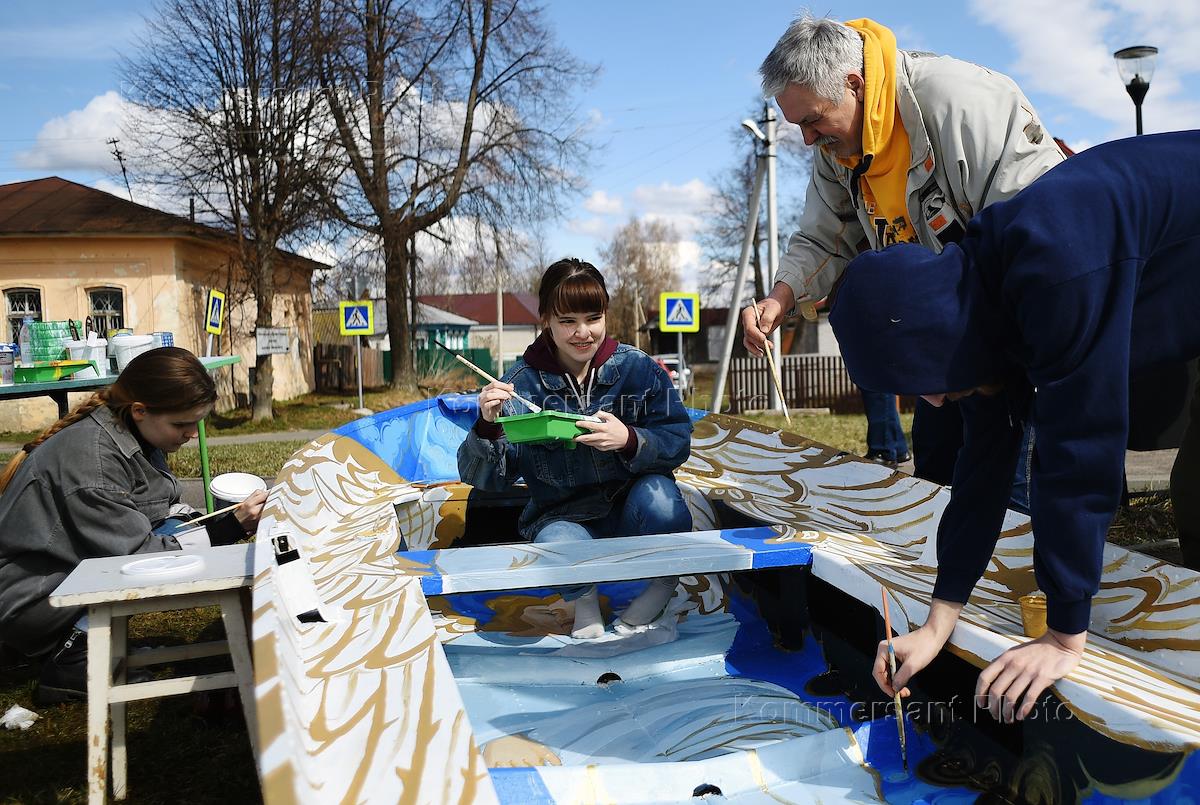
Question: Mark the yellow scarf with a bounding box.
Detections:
[837,19,916,246]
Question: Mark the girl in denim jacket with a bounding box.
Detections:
[458,258,693,638]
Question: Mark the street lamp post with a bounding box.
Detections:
[1113,45,1158,135]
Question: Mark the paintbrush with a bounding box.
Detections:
[433,339,543,413]
[184,501,242,525]
[881,587,909,772]
[751,305,791,424]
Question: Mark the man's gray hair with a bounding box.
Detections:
[759,14,865,103]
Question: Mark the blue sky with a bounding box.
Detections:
[2,1,1196,293]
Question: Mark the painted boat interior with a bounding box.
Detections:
[250,395,1200,803]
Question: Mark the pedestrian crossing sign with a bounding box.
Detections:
[205,289,225,335]
[659,292,700,333]
[339,301,374,336]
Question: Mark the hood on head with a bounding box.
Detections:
[828,243,1002,396]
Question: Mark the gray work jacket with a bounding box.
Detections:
[777,50,1066,306]
[0,406,188,625]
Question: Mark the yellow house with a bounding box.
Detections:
[0,177,324,430]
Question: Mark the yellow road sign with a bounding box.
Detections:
[205,289,226,335]
[339,301,374,336]
[659,292,700,333]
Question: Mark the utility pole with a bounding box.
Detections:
[633,283,642,351]
[106,138,134,202]
[495,272,505,375]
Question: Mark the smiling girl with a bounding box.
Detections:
[459,258,693,638]
[0,347,266,702]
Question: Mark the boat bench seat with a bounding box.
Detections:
[398,526,813,595]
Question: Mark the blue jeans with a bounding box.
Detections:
[1009,423,1035,515]
[533,474,693,601]
[861,390,909,462]
[912,399,1035,514]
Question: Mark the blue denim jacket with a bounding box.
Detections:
[457,340,692,538]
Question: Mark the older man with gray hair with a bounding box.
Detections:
[742,13,1064,488]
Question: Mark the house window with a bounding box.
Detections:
[88,287,125,337]
[5,288,42,342]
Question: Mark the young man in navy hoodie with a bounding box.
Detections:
[827,130,1200,722]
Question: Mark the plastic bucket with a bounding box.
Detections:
[209,472,268,510]
[66,339,99,379]
[87,339,109,376]
[111,334,155,372]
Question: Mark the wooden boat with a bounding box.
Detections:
[250,395,1200,803]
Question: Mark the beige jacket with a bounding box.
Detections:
[777,50,1065,308]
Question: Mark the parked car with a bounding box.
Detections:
[651,354,693,397]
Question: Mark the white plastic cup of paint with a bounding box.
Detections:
[209,472,268,511]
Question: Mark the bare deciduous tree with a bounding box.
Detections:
[315,0,594,387]
[122,0,333,420]
[599,218,681,345]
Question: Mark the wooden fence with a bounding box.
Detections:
[726,354,917,415]
[313,344,385,393]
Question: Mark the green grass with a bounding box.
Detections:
[1,608,259,805]
[166,441,310,479]
[742,411,914,456]
[0,371,470,445]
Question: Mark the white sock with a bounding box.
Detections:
[620,577,678,626]
[571,588,605,639]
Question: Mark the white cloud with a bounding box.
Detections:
[674,240,704,294]
[969,0,1200,135]
[628,178,716,240]
[566,216,617,239]
[583,190,623,216]
[15,91,134,172]
[631,178,714,215]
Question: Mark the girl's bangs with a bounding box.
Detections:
[547,275,608,316]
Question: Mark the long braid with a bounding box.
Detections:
[0,390,110,494]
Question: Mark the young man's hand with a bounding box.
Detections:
[873,598,962,697]
[574,410,630,452]
[975,628,1085,722]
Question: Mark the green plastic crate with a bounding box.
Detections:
[497,410,592,448]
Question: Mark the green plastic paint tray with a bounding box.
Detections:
[14,360,95,383]
[497,410,591,448]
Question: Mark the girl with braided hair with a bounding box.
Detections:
[0,347,266,702]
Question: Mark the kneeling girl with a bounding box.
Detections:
[458,258,693,638]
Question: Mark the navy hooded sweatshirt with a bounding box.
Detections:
[829,130,1200,634]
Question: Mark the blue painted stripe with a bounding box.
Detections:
[717,526,814,569]
[489,768,556,804]
[396,550,441,595]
